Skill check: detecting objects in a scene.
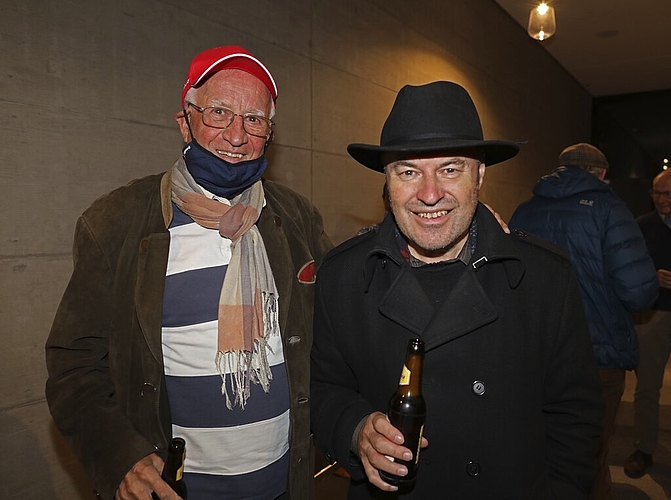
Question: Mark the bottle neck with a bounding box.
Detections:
[163,440,186,476]
[399,352,423,396]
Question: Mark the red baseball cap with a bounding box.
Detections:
[181,45,278,107]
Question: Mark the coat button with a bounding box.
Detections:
[288,335,301,345]
[273,215,282,227]
[466,461,481,476]
[140,382,156,397]
[472,380,486,396]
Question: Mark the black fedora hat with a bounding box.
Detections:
[347,81,520,172]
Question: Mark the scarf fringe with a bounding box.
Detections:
[216,292,280,410]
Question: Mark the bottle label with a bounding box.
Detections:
[176,464,184,481]
[415,424,425,465]
[399,365,411,385]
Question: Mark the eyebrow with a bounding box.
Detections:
[390,157,470,168]
[207,99,268,116]
[442,158,469,166]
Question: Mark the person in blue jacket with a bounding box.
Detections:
[510,143,659,500]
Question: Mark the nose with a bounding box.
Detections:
[415,174,443,205]
[221,115,248,146]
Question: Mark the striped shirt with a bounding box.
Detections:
[162,197,290,499]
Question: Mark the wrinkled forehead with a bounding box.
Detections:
[195,69,273,111]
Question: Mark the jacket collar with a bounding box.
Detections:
[160,170,174,228]
[364,203,524,290]
[362,203,525,350]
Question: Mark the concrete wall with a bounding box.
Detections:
[0,0,591,497]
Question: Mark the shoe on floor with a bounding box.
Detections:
[623,449,653,479]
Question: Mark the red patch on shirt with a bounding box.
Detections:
[297,260,316,284]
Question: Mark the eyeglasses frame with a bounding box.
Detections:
[185,102,274,138]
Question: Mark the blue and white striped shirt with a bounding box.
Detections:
[162,199,290,499]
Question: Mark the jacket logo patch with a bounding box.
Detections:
[297,260,316,284]
[580,199,594,206]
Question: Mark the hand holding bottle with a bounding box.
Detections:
[114,453,180,499]
[356,411,429,492]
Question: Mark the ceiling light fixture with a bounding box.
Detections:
[528,2,556,41]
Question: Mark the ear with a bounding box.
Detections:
[478,162,486,188]
[264,130,274,148]
[175,110,191,143]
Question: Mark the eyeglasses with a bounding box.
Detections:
[650,190,671,199]
[185,102,274,137]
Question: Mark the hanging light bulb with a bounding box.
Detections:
[528,2,556,41]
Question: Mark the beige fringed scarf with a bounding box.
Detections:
[170,158,279,409]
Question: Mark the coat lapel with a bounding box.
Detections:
[378,265,435,335]
[378,262,498,349]
[135,232,170,363]
[257,202,293,335]
[421,268,498,351]
[374,206,509,350]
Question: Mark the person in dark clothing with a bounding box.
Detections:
[624,169,671,478]
[311,82,605,499]
[509,143,659,499]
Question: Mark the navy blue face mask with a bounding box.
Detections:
[182,140,268,199]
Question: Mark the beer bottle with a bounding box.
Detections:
[152,437,188,499]
[379,338,426,488]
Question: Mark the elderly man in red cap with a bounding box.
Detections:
[46,46,332,499]
[310,82,604,499]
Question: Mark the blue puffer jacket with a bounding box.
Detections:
[510,166,659,369]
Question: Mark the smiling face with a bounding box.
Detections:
[385,154,485,263]
[175,69,272,163]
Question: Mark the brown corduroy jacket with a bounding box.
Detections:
[46,170,332,499]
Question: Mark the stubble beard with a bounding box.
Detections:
[392,188,479,259]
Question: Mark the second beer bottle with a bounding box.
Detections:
[152,437,188,499]
[379,338,426,488]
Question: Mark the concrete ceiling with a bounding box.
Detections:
[494,0,671,165]
[494,0,671,96]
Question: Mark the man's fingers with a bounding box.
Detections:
[115,454,167,500]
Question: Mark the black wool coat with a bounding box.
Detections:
[311,205,604,500]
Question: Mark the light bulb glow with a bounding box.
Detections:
[528,3,556,41]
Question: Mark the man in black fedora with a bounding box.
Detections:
[310,81,604,498]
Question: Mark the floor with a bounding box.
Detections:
[315,363,671,499]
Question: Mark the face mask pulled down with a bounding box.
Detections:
[182,140,268,199]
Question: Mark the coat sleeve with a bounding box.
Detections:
[543,268,605,497]
[310,259,375,482]
[45,216,157,499]
[602,200,659,311]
